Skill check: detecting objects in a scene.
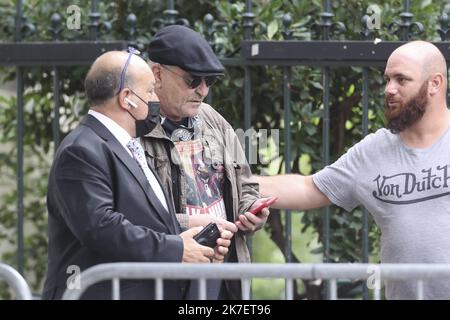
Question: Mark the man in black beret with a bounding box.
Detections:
[142,25,271,299]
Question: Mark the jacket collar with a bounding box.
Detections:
[144,109,206,141]
[81,115,178,233]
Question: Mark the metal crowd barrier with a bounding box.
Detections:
[0,263,32,300]
[61,263,450,300]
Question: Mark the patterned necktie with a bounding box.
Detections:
[126,138,169,212]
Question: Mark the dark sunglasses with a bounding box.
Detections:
[160,64,218,89]
[115,47,141,95]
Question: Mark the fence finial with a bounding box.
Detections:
[438,11,450,41]
[50,13,62,41]
[388,2,424,41]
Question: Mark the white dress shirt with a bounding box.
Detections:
[88,110,169,212]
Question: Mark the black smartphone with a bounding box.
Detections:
[193,222,220,248]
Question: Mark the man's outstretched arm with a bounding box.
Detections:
[254,174,332,210]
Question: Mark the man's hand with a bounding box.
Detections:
[188,214,238,234]
[180,227,215,263]
[235,198,271,234]
[212,229,233,263]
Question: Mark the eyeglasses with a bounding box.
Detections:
[160,64,218,89]
[115,47,141,95]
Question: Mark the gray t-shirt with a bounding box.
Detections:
[313,127,450,299]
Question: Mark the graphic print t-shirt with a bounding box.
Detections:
[313,127,450,299]
[174,139,227,220]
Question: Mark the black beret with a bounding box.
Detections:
[148,25,225,76]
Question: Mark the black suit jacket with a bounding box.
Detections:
[43,115,186,299]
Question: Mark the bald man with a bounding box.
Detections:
[256,41,450,299]
[43,50,232,300]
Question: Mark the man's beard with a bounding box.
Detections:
[384,81,428,133]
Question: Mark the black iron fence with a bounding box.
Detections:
[1,0,450,299]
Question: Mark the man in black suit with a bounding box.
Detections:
[42,49,232,300]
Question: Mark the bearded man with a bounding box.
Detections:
[255,41,450,300]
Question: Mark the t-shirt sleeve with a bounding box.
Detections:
[312,143,362,212]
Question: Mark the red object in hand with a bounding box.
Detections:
[249,197,278,215]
